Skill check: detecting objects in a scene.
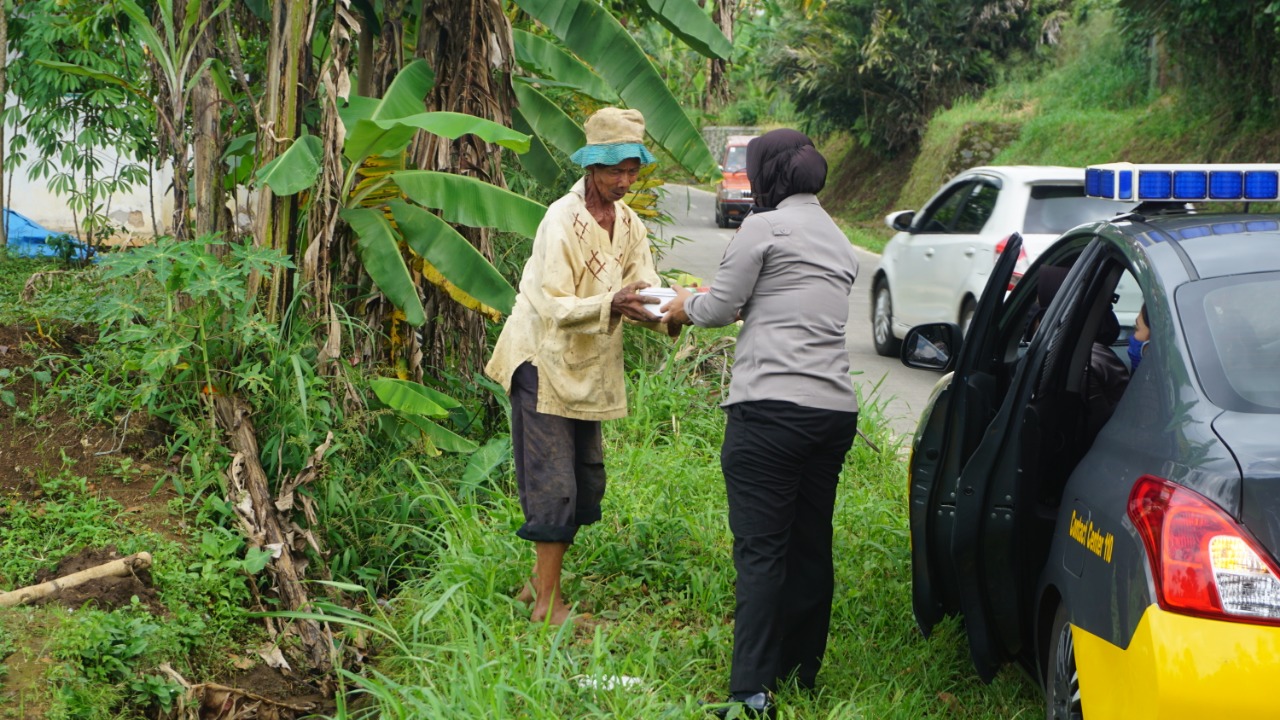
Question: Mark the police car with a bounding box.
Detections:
[899,163,1280,719]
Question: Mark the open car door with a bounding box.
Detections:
[949,236,1107,680]
[908,233,1024,638]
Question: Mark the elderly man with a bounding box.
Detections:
[485,107,678,625]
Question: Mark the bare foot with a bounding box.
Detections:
[531,600,573,625]
[515,581,535,606]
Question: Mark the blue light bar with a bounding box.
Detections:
[1084,163,1280,202]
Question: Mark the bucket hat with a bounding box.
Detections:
[569,108,657,168]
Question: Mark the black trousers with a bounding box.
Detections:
[722,400,857,694]
[509,362,606,544]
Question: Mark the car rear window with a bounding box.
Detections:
[1024,185,1131,235]
[1179,273,1280,412]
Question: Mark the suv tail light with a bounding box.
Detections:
[1128,475,1280,624]
[994,235,1029,290]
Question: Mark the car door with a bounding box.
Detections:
[894,180,979,326]
[909,232,1024,638]
[928,180,1001,320]
[947,236,1109,680]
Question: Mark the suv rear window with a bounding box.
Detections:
[1179,273,1280,412]
[1024,185,1131,235]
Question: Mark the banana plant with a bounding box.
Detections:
[257,60,543,326]
[509,0,728,184]
[508,0,731,186]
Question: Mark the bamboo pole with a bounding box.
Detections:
[0,552,152,608]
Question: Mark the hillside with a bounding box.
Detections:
[821,10,1280,249]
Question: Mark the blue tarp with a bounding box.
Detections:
[2,208,93,260]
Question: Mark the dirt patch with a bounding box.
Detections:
[0,322,178,543]
[201,664,333,718]
[29,546,159,612]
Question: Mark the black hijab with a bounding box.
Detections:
[745,129,827,213]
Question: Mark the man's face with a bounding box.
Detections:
[589,159,642,203]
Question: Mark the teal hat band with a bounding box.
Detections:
[570,143,657,168]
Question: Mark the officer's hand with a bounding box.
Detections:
[661,285,692,328]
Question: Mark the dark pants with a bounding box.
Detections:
[722,400,858,694]
[510,362,606,544]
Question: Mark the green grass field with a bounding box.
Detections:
[325,329,1042,719]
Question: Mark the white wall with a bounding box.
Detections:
[6,153,176,239]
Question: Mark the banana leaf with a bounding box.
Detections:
[341,208,428,326]
[512,29,618,102]
[638,0,733,60]
[391,171,547,238]
[512,108,564,188]
[402,414,478,454]
[461,435,512,489]
[387,200,517,315]
[256,134,323,195]
[369,377,476,453]
[369,377,455,418]
[343,59,437,162]
[512,81,586,159]
[348,111,532,166]
[512,0,720,181]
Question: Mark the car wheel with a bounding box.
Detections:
[872,281,902,357]
[1046,604,1083,720]
[716,206,729,228]
[959,297,977,339]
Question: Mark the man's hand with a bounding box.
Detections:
[661,285,693,328]
[612,282,662,322]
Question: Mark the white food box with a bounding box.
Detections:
[637,287,695,320]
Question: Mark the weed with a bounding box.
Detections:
[47,602,189,718]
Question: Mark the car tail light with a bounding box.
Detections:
[994,235,1029,291]
[1128,475,1280,624]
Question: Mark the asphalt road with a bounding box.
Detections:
[653,184,938,438]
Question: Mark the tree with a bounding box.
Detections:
[766,0,1040,151]
[705,0,739,112]
[9,1,157,248]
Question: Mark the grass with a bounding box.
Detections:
[0,469,263,717]
[325,327,1041,719]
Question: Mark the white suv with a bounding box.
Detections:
[870,166,1136,356]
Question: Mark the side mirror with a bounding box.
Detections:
[885,210,915,232]
[901,323,962,372]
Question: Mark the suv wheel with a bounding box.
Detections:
[1046,604,1083,720]
[872,281,901,357]
[716,205,729,228]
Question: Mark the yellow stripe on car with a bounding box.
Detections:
[1073,605,1280,719]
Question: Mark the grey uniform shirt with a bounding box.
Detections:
[684,193,859,412]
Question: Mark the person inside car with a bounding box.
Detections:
[1128,302,1150,372]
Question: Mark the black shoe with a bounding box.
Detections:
[701,692,776,719]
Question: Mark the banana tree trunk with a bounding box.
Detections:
[307,1,359,371]
[255,0,314,319]
[193,40,225,249]
[411,0,515,380]
[192,0,221,244]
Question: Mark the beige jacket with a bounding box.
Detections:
[485,178,665,421]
